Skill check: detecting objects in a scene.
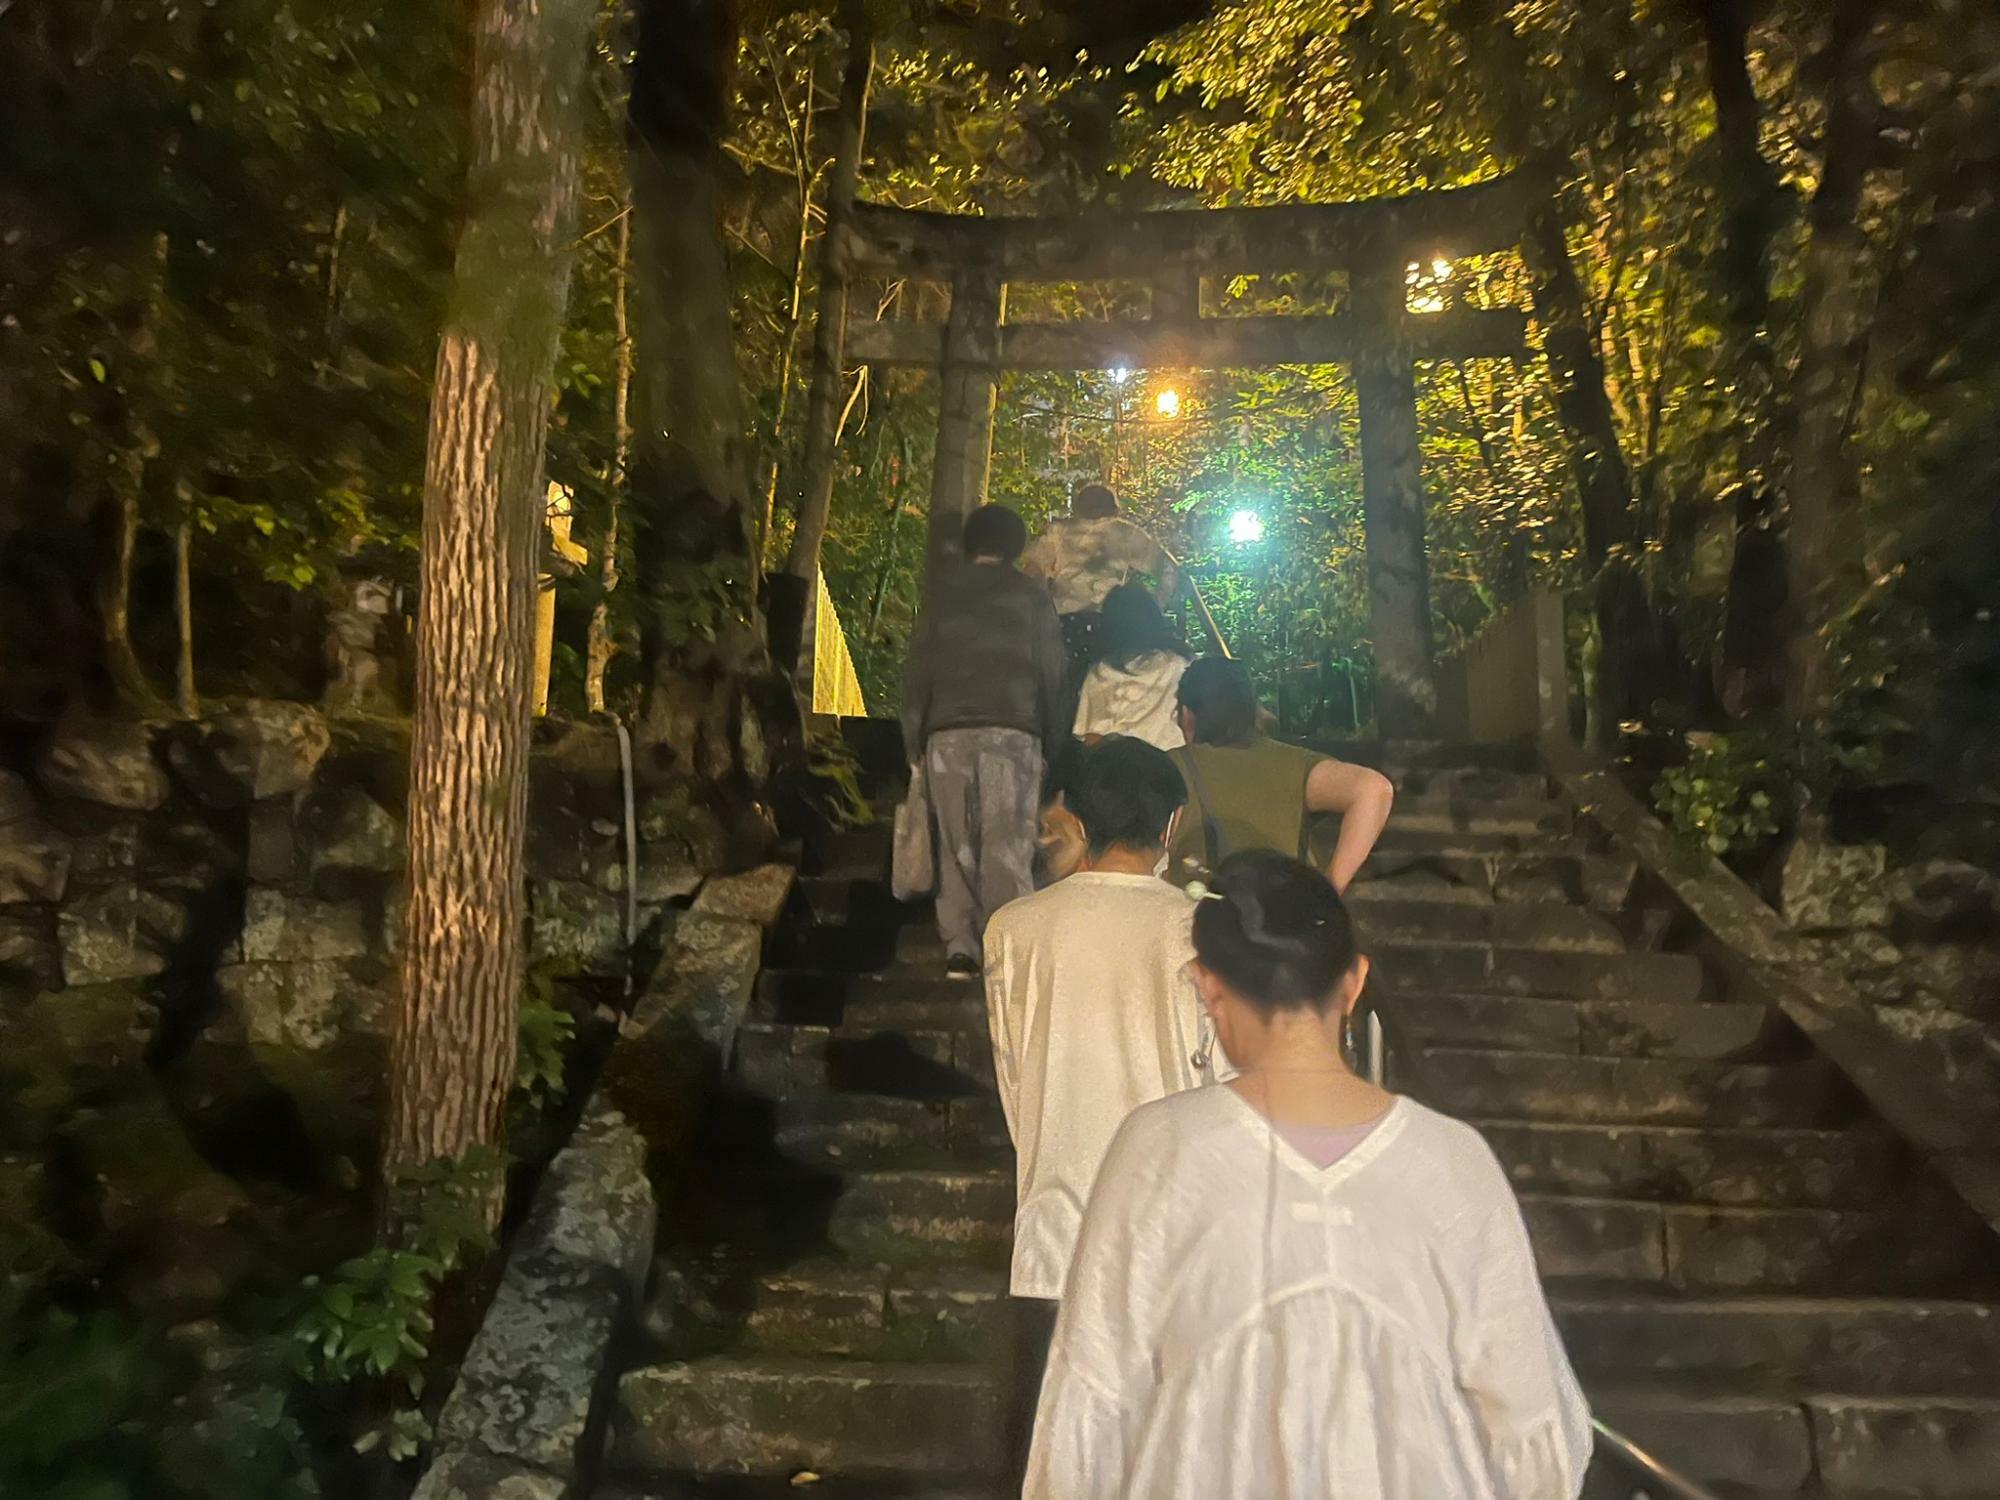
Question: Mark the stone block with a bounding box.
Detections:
[58,884,190,985]
[1809,1396,2000,1496]
[0,983,155,1137]
[303,785,402,876]
[692,864,795,928]
[1892,858,2000,942]
[1778,836,1890,930]
[245,797,301,885]
[517,1101,655,1299]
[529,879,627,975]
[166,700,331,808]
[410,1452,566,1500]
[1575,998,1776,1059]
[239,889,369,962]
[213,960,382,1049]
[0,909,61,990]
[36,717,170,810]
[433,1254,623,1480]
[0,771,70,903]
[597,847,702,903]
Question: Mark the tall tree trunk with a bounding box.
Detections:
[781,0,874,594]
[98,446,154,709]
[586,206,634,714]
[172,493,197,719]
[628,0,796,781]
[1446,0,1658,744]
[1783,0,1882,719]
[1519,188,1658,743]
[387,0,594,1179]
[759,57,819,575]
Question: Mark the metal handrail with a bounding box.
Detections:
[1591,1419,1724,1500]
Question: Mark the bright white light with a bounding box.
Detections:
[1109,366,1133,386]
[1154,388,1182,418]
[1432,256,1452,279]
[1228,509,1265,545]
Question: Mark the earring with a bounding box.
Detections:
[1340,1013,1357,1062]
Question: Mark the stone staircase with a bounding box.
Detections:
[604,749,2000,1499]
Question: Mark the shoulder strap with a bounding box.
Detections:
[1178,744,1231,873]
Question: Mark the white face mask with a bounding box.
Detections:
[1156,807,1183,878]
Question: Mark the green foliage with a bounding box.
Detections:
[291,1148,501,1459]
[1652,735,1788,858]
[804,725,874,831]
[1652,725,1885,859]
[517,966,579,1108]
[0,1290,316,1500]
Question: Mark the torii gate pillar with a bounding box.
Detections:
[925,269,1005,572]
[1351,246,1439,737]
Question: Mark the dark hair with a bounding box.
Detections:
[1177,655,1260,746]
[1192,850,1359,1012]
[963,504,1027,562]
[1072,483,1119,520]
[1066,735,1187,855]
[1097,583,1191,670]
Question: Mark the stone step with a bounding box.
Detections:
[1385,792,1572,838]
[1373,825,1591,858]
[752,968,977,1028]
[1351,899,1626,954]
[1415,1049,1855,1128]
[1525,1195,1989,1293]
[1590,1390,2000,1499]
[1388,765,1554,802]
[616,1356,1000,1479]
[1479,1120,1895,1209]
[1558,1297,2000,1395]
[605,1482,990,1500]
[730,1259,1009,1362]
[736,1021,994,1101]
[772,1093,1010,1169]
[816,1168,1012,1263]
[1398,991,1792,1060]
[1374,944,1706,1002]
[1350,847,1637,909]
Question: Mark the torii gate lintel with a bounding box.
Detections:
[813,176,1540,738]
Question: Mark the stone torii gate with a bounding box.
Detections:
[820,175,1538,737]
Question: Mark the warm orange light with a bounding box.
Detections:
[1155,388,1182,418]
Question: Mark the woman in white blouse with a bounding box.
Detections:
[1027,851,1592,1500]
[1071,583,1192,750]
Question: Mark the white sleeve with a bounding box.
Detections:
[1072,672,1099,736]
[1024,1110,1163,1497]
[1452,1166,1594,1497]
[981,924,1020,1142]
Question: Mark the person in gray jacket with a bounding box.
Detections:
[902,504,1068,976]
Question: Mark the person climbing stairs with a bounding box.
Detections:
[600,744,2000,1499]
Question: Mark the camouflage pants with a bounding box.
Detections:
[925,726,1043,965]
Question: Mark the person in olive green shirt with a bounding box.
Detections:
[1165,657,1395,893]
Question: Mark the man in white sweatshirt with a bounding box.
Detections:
[981,735,1215,1482]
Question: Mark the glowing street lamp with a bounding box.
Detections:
[1109,365,1134,386]
[1228,509,1265,545]
[1154,387,1182,419]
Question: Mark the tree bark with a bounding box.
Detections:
[758,56,819,577]
[97,447,154,709]
[173,500,197,719]
[628,0,798,781]
[781,0,874,593]
[387,0,594,1179]
[1519,187,1657,743]
[586,206,633,715]
[1783,0,1882,719]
